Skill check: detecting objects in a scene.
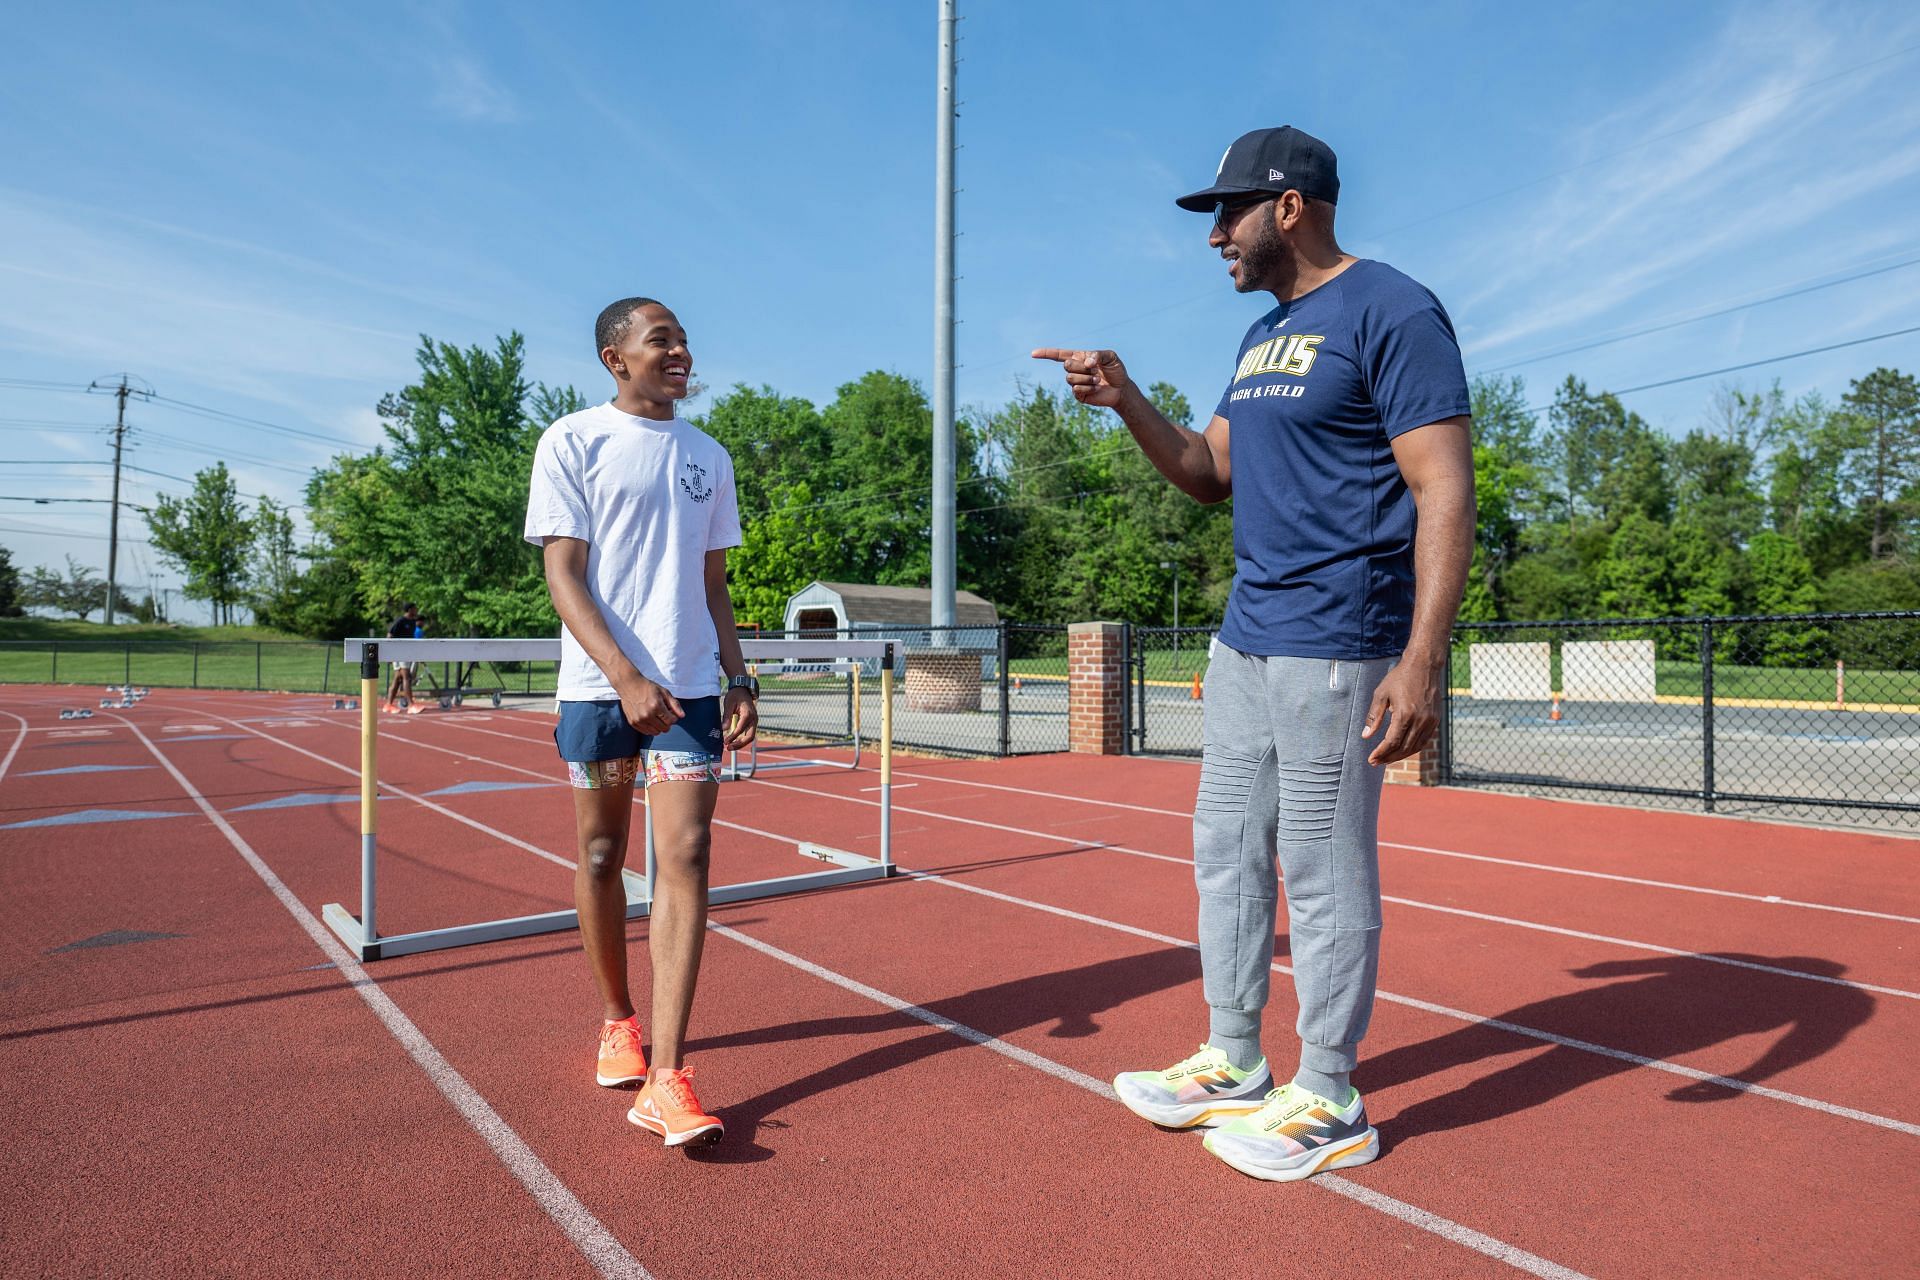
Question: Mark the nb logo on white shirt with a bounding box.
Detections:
[679,462,713,504]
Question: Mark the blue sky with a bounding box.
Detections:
[3,0,1918,620]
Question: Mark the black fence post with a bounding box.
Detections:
[1701,620,1716,814]
[997,623,1011,758]
[51,642,58,682]
[322,644,331,695]
[256,642,263,690]
[192,643,200,688]
[124,646,131,687]
[1133,631,1148,754]
[1439,633,1455,786]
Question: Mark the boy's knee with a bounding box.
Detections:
[581,834,625,880]
[655,829,711,876]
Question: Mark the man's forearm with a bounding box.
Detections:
[1115,387,1228,503]
[1402,482,1475,665]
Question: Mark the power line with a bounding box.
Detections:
[1475,254,1920,375]
[1524,322,1920,414]
[147,393,366,449]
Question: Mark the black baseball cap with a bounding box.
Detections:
[1175,126,1339,211]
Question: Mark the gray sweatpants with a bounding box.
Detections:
[1195,640,1394,1075]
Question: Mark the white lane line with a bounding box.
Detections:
[1375,896,1920,1001]
[710,919,1592,1279]
[886,769,1920,926]
[0,709,29,786]
[741,776,1920,1002]
[102,712,653,1280]
[183,708,570,870]
[858,783,916,792]
[904,872,1920,1140]
[233,707,1920,1140]
[188,705,1594,1275]
[314,711,1920,1000]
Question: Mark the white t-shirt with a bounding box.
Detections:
[523,403,742,700]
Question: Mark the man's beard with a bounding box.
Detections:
[1235,215,1287,293]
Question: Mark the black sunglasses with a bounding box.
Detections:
[1212,194,1273,234]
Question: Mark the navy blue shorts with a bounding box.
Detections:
[554,697,724,789]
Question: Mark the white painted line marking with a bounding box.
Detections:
[220,705,1920,1135]
[890,771,1920,926]
[710,921,1594,1280]
[902,872,1920,1139]
[859,783,916,792]
[746,778,1920,1001]
[105,712,653,1280]
[0,710,28,785]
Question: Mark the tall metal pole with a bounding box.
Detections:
[931,0,957,629]
[89,374,150,623]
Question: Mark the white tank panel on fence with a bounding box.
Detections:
[1469,641,1553,700]
[1563,639,1658,702]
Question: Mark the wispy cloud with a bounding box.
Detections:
[429,54,518,122]
[1448,1,1920,359]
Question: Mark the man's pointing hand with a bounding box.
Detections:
[1032,348,1135,410]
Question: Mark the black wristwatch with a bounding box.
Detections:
[727,674,759,700]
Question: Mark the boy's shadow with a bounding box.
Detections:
[1365,954,1875,1149]
[682,943,1202,1163]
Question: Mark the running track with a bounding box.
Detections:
[1,684,1915,1279]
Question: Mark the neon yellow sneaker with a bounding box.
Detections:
[1113,1044,1271,1128]
[1202,1083,1379,1181]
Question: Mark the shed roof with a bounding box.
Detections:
[808,582,999,626]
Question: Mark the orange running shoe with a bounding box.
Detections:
[596,1016,647,1087]
[628,1067,722,1147]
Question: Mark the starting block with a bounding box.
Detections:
[332,697,360,711]
[59,708,96,720]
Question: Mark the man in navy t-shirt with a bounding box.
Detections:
[1036,126,1475,1182]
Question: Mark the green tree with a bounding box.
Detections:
[1545,377,1671,530]
[249,497,299,628]
[1746,530,1825,663]
[1595,513,1672,619]
[308,334,555,634]
[1838,367,1920,560]
[0,544,22,617]
[22,556,107,620]
[147,464,254,624]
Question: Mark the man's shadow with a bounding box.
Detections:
[1363,954,1875,1149]
[681,943,1202,1162]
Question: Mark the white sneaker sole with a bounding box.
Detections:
[627,1108,723,1148]
[596,1070,644,1087]
[1203,1126,1380,1181]
[1113,1075,1269,1129]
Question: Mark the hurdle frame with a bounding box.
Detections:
[322,636,898,961]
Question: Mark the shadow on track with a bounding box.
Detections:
[1362,953,1875,1148]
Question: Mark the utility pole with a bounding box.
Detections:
[87,374,153,625]
[931,0,957,630]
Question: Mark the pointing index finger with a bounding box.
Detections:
[1031,348,1077,363]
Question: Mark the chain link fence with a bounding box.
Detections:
[9,613,1915,826]
[743,623,1070,758]
[1447,611,1920,827]
[1127,625,1214,757]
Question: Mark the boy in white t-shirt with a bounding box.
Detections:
[523,297,758,1148]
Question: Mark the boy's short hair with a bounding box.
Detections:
[595,297,664,357]
[402,602,416,612]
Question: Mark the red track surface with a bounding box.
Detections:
[2,684,1916,1279]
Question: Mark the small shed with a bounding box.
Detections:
[783,582,999,638]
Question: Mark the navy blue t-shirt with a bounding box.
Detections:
[1212,259,1469,660]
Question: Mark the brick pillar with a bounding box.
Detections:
[1067,621,1126,755]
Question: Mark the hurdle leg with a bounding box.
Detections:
[359,643,379,951]
[880,646,893,871]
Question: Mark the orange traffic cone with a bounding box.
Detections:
[1549,693,1563,722]
[1190,672,1203,701]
